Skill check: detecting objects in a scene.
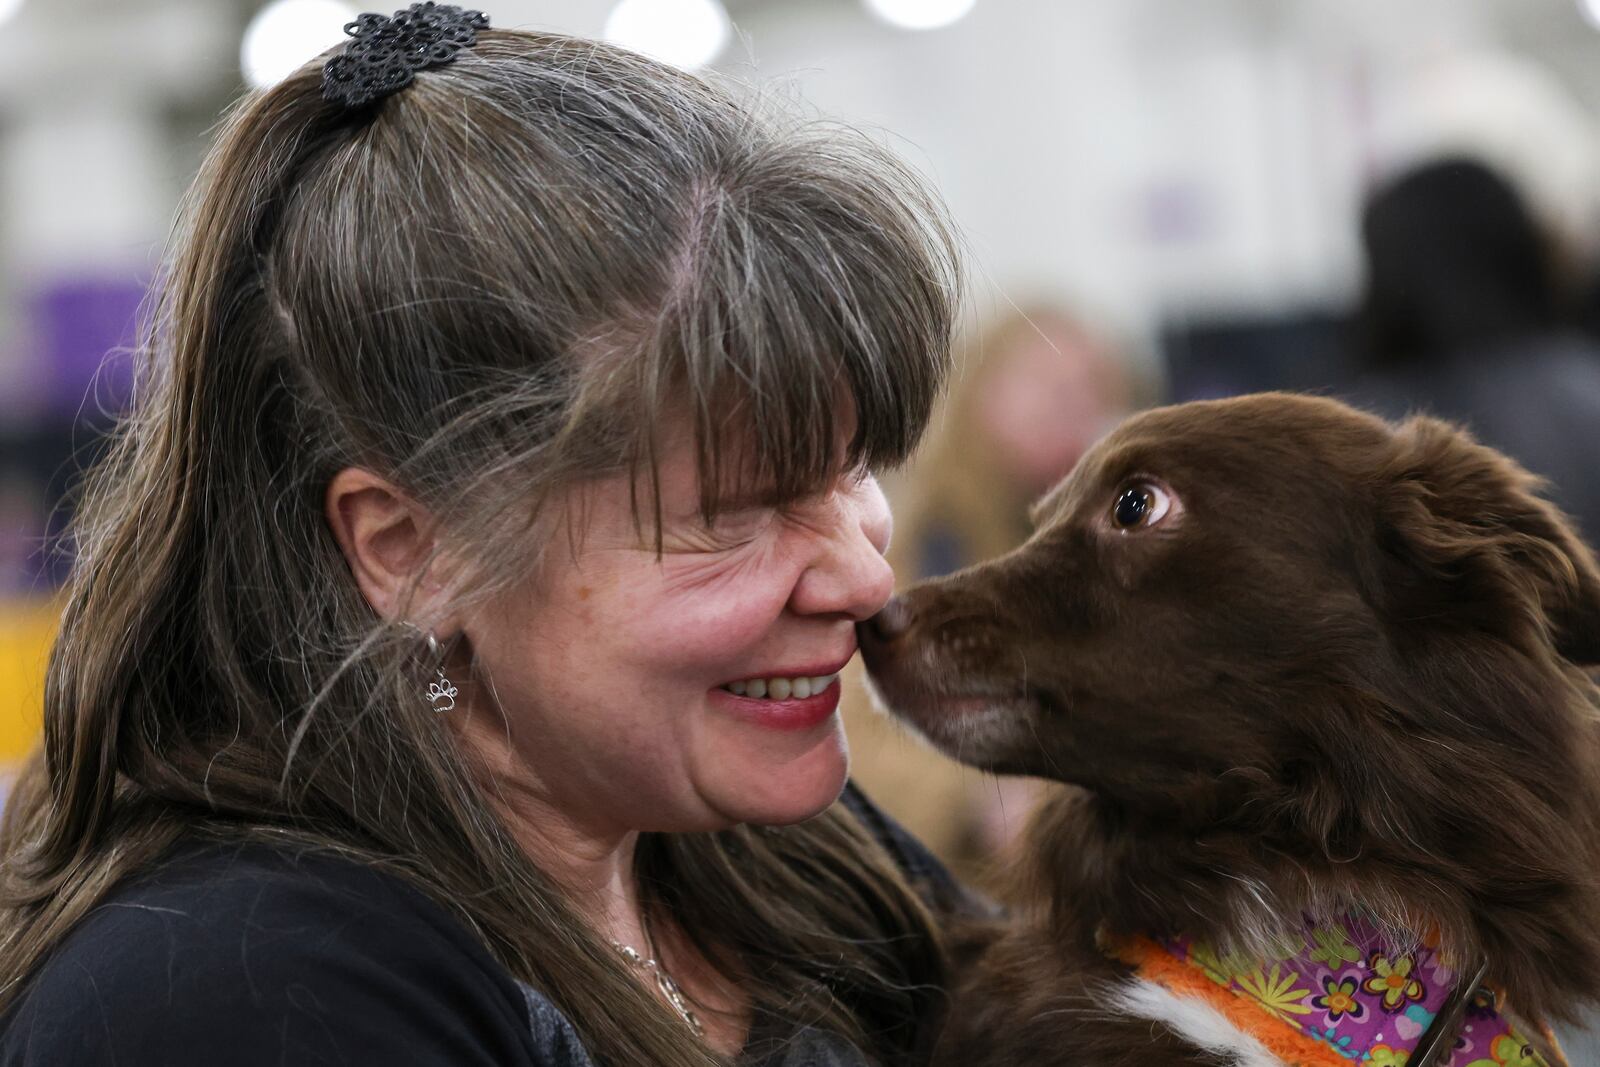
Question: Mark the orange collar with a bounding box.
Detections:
[1106,914,1566,1067]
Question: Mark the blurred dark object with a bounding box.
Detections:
[1345,157,1600,547]
[0,421,115,594]
[1163,308,1354,402]
[1360,158,1561,366]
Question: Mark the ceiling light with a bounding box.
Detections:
[864,0,977,31]
[242,0,359,90]
[603,0,731,72]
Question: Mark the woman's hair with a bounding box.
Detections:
[0,31,959,1067]
[1358,156,1561,368]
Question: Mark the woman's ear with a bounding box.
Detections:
[324,467,457,630]
[1380,415,1600,665]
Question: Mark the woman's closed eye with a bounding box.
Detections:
[668,508,777,552]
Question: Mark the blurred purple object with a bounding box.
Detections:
[32,275,147,420]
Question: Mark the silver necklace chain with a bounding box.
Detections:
[610,939,706,1038]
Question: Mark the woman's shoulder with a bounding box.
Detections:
[0,834,545,1066]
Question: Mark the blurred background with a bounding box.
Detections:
[3,5,1600,1040]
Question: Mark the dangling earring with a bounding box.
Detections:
[424,630,459,714]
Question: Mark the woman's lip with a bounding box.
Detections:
[709,680,842,732]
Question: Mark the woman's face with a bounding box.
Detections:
[458,412,894,838]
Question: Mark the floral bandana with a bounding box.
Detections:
[1113,913,1567,1066]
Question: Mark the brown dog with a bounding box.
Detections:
[860,393,1600,1067]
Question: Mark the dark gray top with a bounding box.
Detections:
[0,783,962,1066]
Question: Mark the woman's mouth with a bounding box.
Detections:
[711,666,847,731]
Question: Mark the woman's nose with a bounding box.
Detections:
[859,478,893,558]
[789,531,895,621]
[788,481,896,620]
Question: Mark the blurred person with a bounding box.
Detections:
[1371,51,1600,279]
[903,307,1134,573]
[1348,156,1600,547]
[843,305,1136,883]
[0,14,977,1067]
[1352,155,1600,1067]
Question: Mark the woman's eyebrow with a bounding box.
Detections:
[663,489,775,524]
[704,468,849,513]
[701,477,788,511]
[723,488,789,510]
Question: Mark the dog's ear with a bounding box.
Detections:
[1378,415,1600,665]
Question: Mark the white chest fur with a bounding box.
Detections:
[1105,977,1288,1067]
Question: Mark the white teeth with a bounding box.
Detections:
[721,673,840,701]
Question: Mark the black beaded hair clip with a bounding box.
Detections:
[321,2,489,109]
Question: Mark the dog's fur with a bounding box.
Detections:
[860,393,1600,1066]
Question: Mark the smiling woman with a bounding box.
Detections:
[0,11,964,1067]
[425,417,895,841]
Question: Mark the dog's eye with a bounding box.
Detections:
[1112,483,1171,529]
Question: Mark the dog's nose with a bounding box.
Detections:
[861,595,915,645]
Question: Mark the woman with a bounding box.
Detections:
[0,8,965,1066]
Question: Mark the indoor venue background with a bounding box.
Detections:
[2,7,1599,1053]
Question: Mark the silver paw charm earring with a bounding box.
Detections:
[424,631,459,714]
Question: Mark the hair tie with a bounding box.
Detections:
[321,2,489,110]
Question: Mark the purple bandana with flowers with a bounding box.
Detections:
[1159,913,1558,1066]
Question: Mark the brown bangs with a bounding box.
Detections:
[624,128,962,523]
